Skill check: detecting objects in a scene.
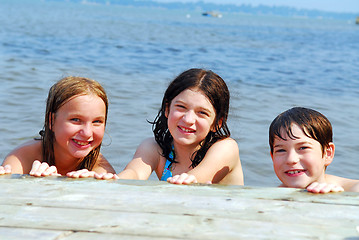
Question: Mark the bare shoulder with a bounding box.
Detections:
[135,137,162,158]
[3,139,42,174]
[326,174,359,192]
[121,137,162,180]
[208,137,240,161]
[93,153,116,174]
[211,137,239,151]
[201,137,243,185]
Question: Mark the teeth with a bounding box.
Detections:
[287,170,303,174]
[179,127,194,133]
[73,139,89,146]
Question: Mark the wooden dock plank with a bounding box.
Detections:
[0,175,358,239]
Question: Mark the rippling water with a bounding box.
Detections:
[1,0,358,186]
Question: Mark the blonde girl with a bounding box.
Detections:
[0,76,115,177]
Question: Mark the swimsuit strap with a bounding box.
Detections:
[160,146,174,181]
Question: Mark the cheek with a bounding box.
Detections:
[94,126,105,139]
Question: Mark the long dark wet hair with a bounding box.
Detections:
[151,68,231,168]
[40,76,108,170]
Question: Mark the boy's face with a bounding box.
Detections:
[270,124,334,188]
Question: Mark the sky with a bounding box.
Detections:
[156,0,359,13]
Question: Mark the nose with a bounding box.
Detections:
[80,123,93,137]
[182,110,196,124]
[286,149,300,165]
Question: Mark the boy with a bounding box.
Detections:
[269,107,359,193]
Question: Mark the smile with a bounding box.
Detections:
[73,139,91,146]
[178,126,195,133]
[285,169,305,176]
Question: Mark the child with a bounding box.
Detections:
[269,107,359,193]
[0,76,115,177]
[97,68,244,185]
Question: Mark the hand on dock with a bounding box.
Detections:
[306,182,344,193]
[66,169,97,178]
[94,172,119,180]
[167,173,198,185]
[29,160,61,177]
[0,165,11,175]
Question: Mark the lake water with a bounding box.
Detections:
[0,0,358,186]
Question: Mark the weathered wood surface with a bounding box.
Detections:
[0,175,358,240]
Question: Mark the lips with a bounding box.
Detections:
[178,126,195,133]
[72,139,91,146]
[285,169,306,176]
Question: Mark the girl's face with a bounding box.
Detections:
[271,124,334,188]
[51,94,106,163]
[167,88,216,148]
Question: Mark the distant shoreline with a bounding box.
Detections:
[44,0,358,20]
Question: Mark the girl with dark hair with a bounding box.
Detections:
[97,68,243,185]
[1,76,115,177]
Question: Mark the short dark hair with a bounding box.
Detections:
[269,107,332,155]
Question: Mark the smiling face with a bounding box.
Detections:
[51,94,106,164]
[271,124,334,188]
[166,88,216,149]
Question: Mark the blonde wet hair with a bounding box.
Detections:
[41,76,108,170]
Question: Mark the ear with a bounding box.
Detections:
[211,117,223,132]
[324,142,335,167]
[165,104,169,118]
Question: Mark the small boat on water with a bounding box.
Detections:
[202,11,222,18]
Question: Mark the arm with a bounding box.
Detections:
[169,138,243,185]
[306,182,344,193]
[349,182,359,192]
[307,175,359,193]
[67,154,116,178]
[94,138,160,180]
[117,138,161,180]
[2,140,42,174]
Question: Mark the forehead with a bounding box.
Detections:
[58,94,106,114]
[174,88,210,102]
[174,88,214,110]
[275,124,310,142]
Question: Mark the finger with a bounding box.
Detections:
[333,186,344,192]
[307,182,321,193]
[29,160,42,175]
[102,173,117,180]
[4,165,12,174]
[79,171,96,178]
[32,162,50,177]
[0,166,4,175]
[42,166,58,176]
[94,173,104,179]
[176,173,190,184]
[69,169,89,178]
[50,173,62,176]
[66,171,75,177]
[183,175,198,185]
[325,184,344,193]
[82,171,96,178]
[168,174,181,184]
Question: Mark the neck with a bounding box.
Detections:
[53,146,82,175]
[172,142,200,167]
